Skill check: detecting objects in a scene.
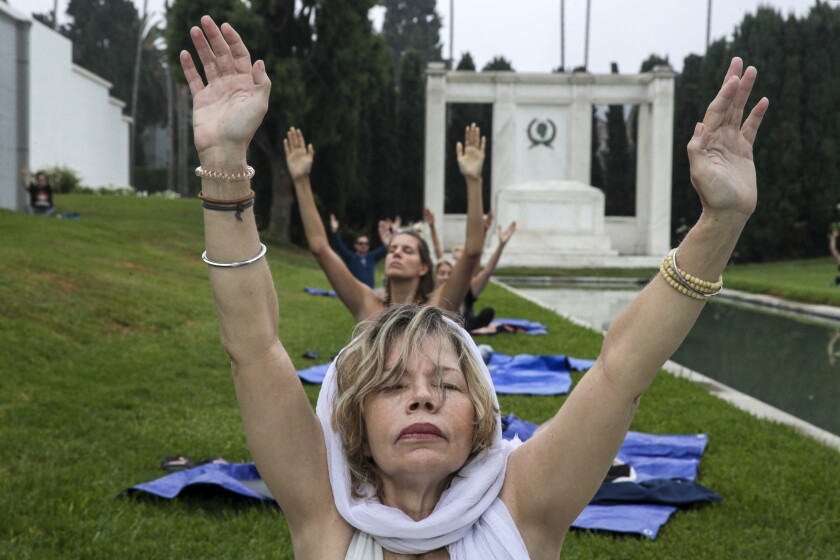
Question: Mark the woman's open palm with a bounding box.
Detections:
[687,57,769,218]
[179,16,270,162]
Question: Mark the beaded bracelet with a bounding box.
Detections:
[659,248,723,300]
[195,165,255,182]
[202,243,267,268]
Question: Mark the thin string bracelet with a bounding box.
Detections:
[201,199,255,221]
[202,243,267,268]
[197,190,256,206]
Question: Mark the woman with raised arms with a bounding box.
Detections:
[180,15,767,559]
[283,120,485,324]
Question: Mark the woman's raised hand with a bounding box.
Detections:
[457,123,486,180]
[687,57,769,219]
[283,128,315,181]
[499,221,516,245]
[179,16,270,168]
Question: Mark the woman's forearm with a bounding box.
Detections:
[599,212,747,397]
[463,177,484,259]
[201,174,280,364]
[292,175,330,255]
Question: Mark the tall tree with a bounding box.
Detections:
[482,56,514,72]
[729,7,790,260]
[590,106,605,190]
[396,50,426,221]
[168,0,390,241]
[380,0,442,82]
[798,2,840,258]
[444,52,492,215]
[603,62,632,215]
[670,53,706,244]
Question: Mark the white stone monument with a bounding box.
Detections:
[423,64,675,267]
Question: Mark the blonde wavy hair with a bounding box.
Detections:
[332,304,498,498]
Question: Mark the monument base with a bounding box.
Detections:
[490,180,618,266]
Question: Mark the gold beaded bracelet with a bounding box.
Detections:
[660,248,723,299]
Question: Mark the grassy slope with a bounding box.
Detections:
[1,194,838,559]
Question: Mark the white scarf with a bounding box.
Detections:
[315,319,521,555]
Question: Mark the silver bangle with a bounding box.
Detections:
[671,248,722,298]
[202,243,267,268]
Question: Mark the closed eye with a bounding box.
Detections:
[381,384,407,392]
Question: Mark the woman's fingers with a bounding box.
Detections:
[729,66,757,127]
[722,57,743,88]
[179,51,205,97]
[702,75,739,131]
[252,59,270,89]
[741,97,769,146]
[220,23,253,75]
[190,26,219,82]
[200,16,235,76]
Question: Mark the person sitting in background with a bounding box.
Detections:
[329,214,387,289]
[180,16,767,557]
[21,167,56,217]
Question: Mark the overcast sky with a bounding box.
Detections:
[17,0,823,73]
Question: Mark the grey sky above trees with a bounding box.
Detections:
[23,0,817,75]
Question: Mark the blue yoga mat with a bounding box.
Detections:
[304,287,337,297]
[129,463,274,501]
[501,413,713,539]
[128,419,714,539]
[298,352,595,395]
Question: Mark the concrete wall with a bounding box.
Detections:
[0,2,29,211]
[29,20,131,188]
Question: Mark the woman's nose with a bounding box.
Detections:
[408,384,438,412]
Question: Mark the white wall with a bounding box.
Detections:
[28,19,131,189]
[0,2,28,212]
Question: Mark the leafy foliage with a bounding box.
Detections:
[669,3,840,261]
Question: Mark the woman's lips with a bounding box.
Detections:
[398,422,444,440]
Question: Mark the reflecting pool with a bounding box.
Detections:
[509,283,840,437]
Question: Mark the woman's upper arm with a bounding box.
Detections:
[432,254,478,313]
[314,246,384,322]
[501,361,639,533]
[231,342,337,532]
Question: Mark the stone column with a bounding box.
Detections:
[646,67,675,255]
[490,73,516,221]
[424,63,447,247]
[635,102,652,254]
[568,73,594,184]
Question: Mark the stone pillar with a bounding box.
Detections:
[645,67,675,255]
[635,102,652,254]
[490,73,516,221]
[424,62,447,247]
[568,73,594,184]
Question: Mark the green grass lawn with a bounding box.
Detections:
[2,194,838,559]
